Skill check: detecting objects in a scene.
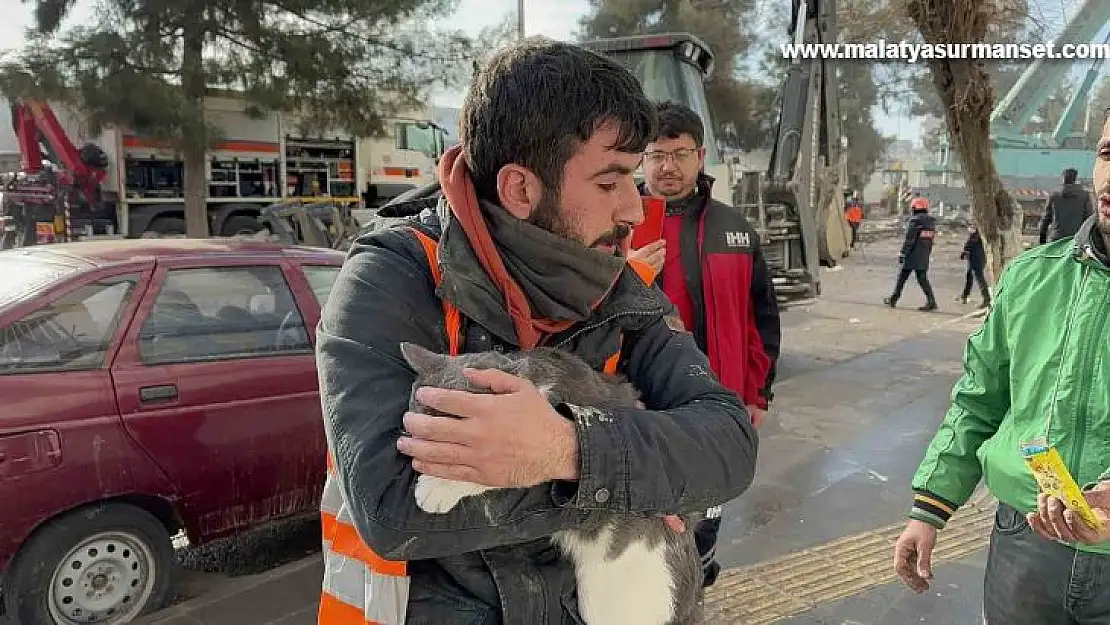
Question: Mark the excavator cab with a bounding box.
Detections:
[578,33,734,204]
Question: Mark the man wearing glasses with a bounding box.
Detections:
[629,101,781,588]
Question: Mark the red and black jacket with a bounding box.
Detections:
[642,175,781,409]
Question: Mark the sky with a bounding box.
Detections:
[1,0,921,143]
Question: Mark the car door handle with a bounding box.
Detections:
[139,384,178,403]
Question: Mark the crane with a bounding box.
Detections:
[988,0,1110,177]
[762,0,848,301]
[1,100,111,248]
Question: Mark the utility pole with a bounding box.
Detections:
[517,0,525,40]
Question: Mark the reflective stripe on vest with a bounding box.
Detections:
[319,227,463,624]
[317,230,656,623]
[319,453,409,624]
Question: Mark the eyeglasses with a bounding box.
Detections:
[644,148,699,165]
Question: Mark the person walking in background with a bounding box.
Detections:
[845,192,863,250]
[884,194,938,311]
[957,224,990,308]
[1039,167,1093,245]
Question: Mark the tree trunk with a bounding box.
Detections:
[181,15,208,238]
[908,0,1019,281]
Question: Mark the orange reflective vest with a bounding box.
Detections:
[318,226,656,623]
[844,204,863,224]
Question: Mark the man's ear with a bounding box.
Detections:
[496,164,543,220]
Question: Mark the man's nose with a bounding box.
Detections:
[617,181,645,226]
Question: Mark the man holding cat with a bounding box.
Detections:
[315,37,759,624]
[629,101,781,590]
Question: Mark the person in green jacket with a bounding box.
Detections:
[892,130,1110,623]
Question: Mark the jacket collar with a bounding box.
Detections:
[393,198,668,347]
[1072,215,1110,267]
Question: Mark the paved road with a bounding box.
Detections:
[702,316,991,623]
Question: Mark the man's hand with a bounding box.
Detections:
[397,367,578,488]
[893,519,937,593]
[747,404,767,428]
[628,239,666,275]
[1027,482,1110,545]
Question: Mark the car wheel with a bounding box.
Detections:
[146,216,187,237]
[3,503,176,625]
[220,215,262,237]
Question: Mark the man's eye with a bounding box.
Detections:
[599,183,617,192]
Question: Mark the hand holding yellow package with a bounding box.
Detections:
[1021,440,1103,531]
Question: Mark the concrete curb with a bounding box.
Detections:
[136,556,320,623]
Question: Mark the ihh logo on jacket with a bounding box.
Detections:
[725,231,750,248]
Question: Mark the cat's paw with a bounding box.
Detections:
[415,475,493,513]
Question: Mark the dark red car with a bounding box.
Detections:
[0,238,345,624]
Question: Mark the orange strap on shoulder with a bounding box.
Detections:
[409,227,463,356]
[601,258,659,375]
[627,258,658,286]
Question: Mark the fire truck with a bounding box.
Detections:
[0,95,448,246]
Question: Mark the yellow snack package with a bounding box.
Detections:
[1021,440,1103,531]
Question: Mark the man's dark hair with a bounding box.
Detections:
[459,36,656,200]
[1064,168,1078,184]
[654,101,704,147]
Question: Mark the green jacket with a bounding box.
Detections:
[910,217,1110,553]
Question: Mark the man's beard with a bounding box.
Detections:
[528,190,631,251]
[1097,188,1110,234]
[652,175,694,200]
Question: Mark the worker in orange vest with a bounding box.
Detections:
[844,192,863,249]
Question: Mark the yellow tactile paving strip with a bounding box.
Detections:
[702,488,998,624]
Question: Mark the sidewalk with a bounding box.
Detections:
[136,558,321,625]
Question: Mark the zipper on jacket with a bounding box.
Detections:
[552,310,660,350]
[1045,265,1089,440]
[1068,272,1109,473]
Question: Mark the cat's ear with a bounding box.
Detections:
[399,342,447,375]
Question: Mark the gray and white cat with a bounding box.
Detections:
[399,342,703,625]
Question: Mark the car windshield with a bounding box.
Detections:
[0,252,85,310]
